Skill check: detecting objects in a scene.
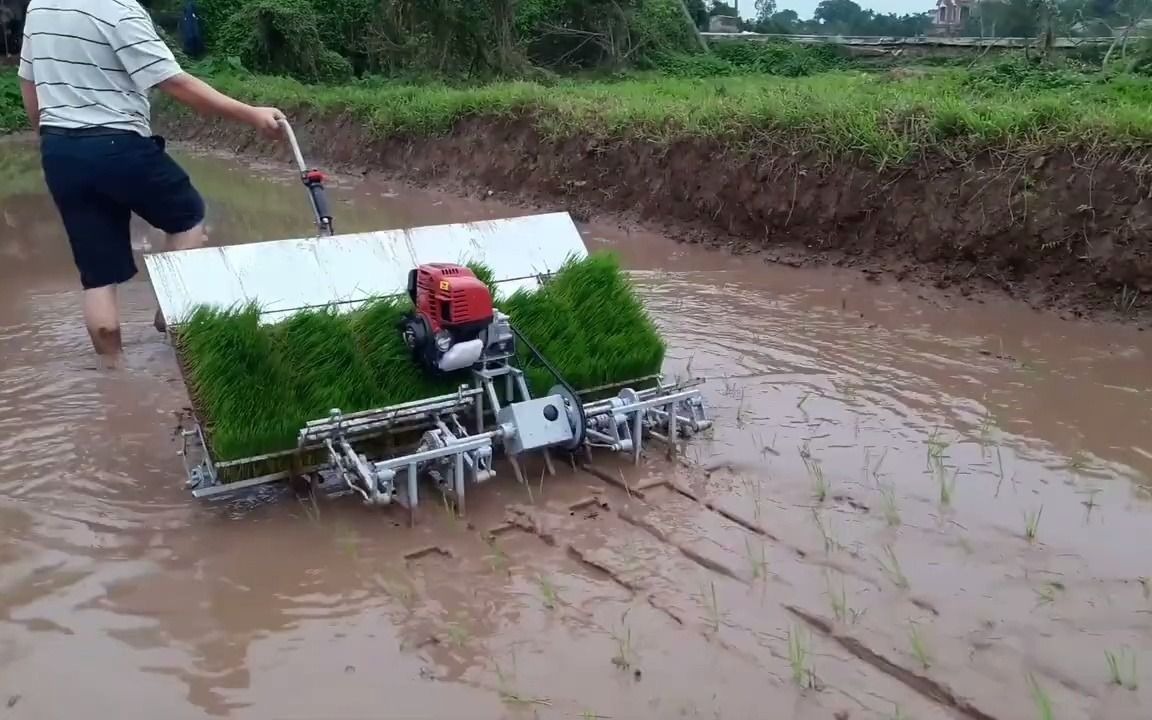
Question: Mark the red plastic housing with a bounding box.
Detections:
[411,264,494,333]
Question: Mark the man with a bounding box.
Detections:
[18,0,285,360]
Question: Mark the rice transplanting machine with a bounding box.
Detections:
[145,121,711,518]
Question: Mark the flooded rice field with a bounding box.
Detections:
[1,141,1150,720]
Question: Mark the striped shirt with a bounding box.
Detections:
[18,0,184,137]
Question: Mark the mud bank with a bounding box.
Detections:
[157,110,1152,323]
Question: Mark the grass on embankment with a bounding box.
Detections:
[178,252,666,462]
[7,61,1152,164]
[193,63,1152,166]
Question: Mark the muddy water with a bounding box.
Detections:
[1,140,1150,720]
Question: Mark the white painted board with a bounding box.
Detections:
[144,212,588,325]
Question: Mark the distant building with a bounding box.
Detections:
[709,15,742,34]
[932,0,973,34]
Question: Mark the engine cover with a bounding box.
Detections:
[401,263,497,375]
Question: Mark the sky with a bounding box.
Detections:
[730,0,930,21]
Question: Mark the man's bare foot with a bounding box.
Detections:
[154,308,167,333]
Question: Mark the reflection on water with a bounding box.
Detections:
[0,140,1149,719]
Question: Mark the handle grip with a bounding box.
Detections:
[278,118,335,237]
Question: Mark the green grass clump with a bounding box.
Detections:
[176,252,665,463]
[176,63,1152,167]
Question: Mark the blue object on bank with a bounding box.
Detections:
[180,0,205,58]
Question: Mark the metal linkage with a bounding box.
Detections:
[180,424,217,490]
[324,410,393,506]
[182,373,712,517]
[582,381,712,464]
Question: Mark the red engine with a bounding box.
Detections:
[400,264,496,374]
[407,263,494,333]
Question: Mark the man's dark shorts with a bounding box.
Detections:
[39,128,205,290]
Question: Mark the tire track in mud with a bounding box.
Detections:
[398,493,795,719]
[390,457,1108,719]
[785,605,999,720]
[598,459,1128,720]
[507,467,970,718]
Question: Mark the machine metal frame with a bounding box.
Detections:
[166,121,712,519]
[180,365,710,519]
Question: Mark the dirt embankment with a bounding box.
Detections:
[159,110,1152,322]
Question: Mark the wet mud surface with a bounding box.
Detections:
[1,143,1151,719]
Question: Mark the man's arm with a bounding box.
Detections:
[156,73,284,136]
[106,10,284,136]
[19,79,39,131]
[17,34,37,130]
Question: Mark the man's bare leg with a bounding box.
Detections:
[154,222,207,333]
[84,284,123,363]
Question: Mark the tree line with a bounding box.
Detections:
[3,0,1149,79]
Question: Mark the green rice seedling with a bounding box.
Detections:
[796,392,811,421]
[1067,451,1090,479]
[444,619,471,648]
[871,446,889,485]
[877,544,909,590]
[938,465,958,509]
[610,609,636,671]
[826,571,848,623]
[789,624,814,689]
[536,573,560,610]
[176,253,666,463]
[742,474,766,524]
[276,305,381,419]
[925,427,950,468]
[812,509,841,554]
[1027,672,1054,720]
[1105,648,1139,690]
[1140,577,1151,601]
[745,537,769,581]
[879,484,901,527]
[800,441,828,502]
[1025,505,1044,542]
[1033,582,1059,607]
[493,657,550,707]
[178,304,301,460]
[701,581,722,633]
[1080,488,1102,520]
[908,621,932,669]
[353,295,459,405]
[977,407,997,450]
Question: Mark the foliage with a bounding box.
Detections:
[712,40,846,75]
[216,0,352,83]
[961,58,1090,93]
[649,40,845,77]
[1132,33,1152,73]
[0,70,25,134]
[195,0,699,80]
[177,253,666,461]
